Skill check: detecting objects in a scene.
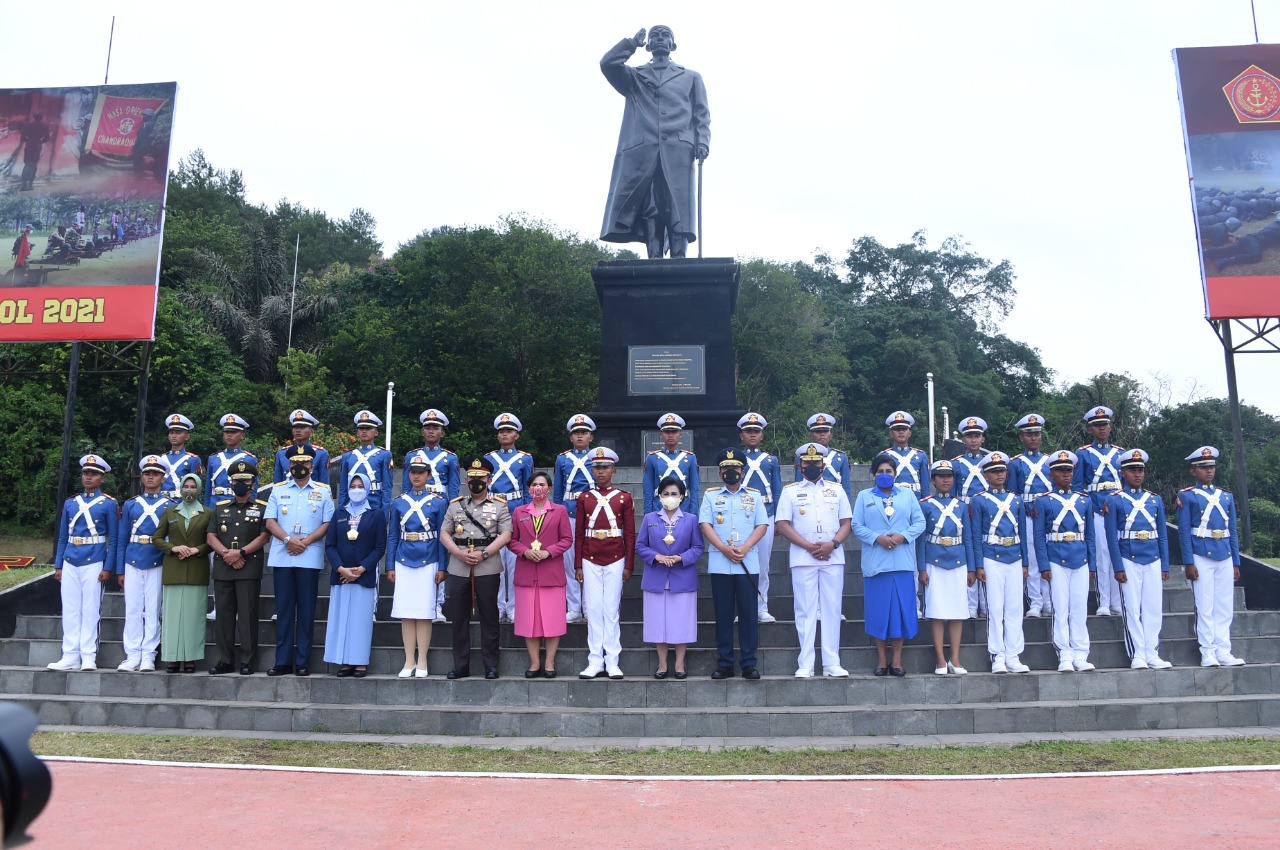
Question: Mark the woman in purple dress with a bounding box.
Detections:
[636,476,705,678]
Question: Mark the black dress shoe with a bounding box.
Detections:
[711,667,734,680]
[335,667,354,678]
[295,665,310,677]
[353,668,367,678]
[890,666,906,677]
[525,668,543,679]
[674,670,687,680]
[182,662,196,674]
[267,665,293,677]
[166,663,180,674]
[873,666,888,677]
[447,667,470,680]
[654,670,668,680]
[239,664,253,676]
[485,667,499,680]
[742,666,761,680]
[208,662,234,675]
[544,669,557,679]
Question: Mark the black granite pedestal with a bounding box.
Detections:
[590,258,746,464]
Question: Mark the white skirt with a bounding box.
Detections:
[924,564,970,621]
[391,561,438,620]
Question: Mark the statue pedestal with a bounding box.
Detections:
[590,258,745,464]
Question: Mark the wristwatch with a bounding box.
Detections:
[481,550,490,560]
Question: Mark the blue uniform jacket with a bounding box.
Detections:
[387,489,447,569]
[1073,442,1124,512]
[54,491,118,568]
[485,448,534,509]
[969,489,1028,565]
[947,451,989,501]
[1176,484,1241,565]
[274,442,331,486]
[644,449,700,514]
[553,448,595,510]
[916,494,976,571]
[325,509,387,588]
[1104,488,1170,570]
[1031,489,1095,571]
[1008,451,1053,502]
[885,445,930,498]
[402,446,459,501]
[204,449,258,507]
[741,448,783,517]
[115,492,169,572]
[793,446,853,503]
[339,445,394,519]
[161,450,202,502]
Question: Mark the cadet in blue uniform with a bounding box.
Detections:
[1073,406,1124,615]
[699,447,769,680]
[264,444,335,676]
[1008,413,1053,617]
[114,455,169,672]
[404,408,459,623]
[738,412,783,622]
[387,451,448,677]
[1032,450,1097,672]
[643,412,700,513]
[160,413,202,503]
[486,412,534,623]
[950,416,990,618]
[1177,446,1244,667]
[916,461,975,675]
[205,414,256,507]
[1104,449,1173,670]
[884,410,930,497]
[795,413,853,504]
[273,408,332,486]
[554,414,597,624]
[339,409,394,520]
[970,451,1029,673]
[48,454,118,672]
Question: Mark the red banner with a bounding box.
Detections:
[0,286,157,341]
[84,95,169,157]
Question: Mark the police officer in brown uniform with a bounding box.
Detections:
[206,460,271,675]
[440,457,513,679]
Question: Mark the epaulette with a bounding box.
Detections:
[103,493,116,500]
[255,498,269,506]
[216,499,232,506]
[1179,486,1195,492]
[783,481,804,488]
[921,495,935,504]
[648,450,662,455]
[450,495,467,503]
[309,480,328,490]
[743,485,761,494]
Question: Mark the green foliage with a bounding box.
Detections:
[0,385,68,527]
[270,200,382,275]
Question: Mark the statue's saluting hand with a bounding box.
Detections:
[633,28,646,48]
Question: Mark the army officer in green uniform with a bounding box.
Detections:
[206,460,271,675]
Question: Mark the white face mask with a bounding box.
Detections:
[660,495,682,511]
[348,485,368,506]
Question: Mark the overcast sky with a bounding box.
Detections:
[7,1,1280,418]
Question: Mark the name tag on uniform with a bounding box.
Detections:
[246,509,261,518]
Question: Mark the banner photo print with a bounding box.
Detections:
[0,81,176,341]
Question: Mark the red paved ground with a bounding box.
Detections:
[29,761,1280,849]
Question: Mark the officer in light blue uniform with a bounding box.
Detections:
[205,414,257,507]
[160,413,202,503]
[969,451,1029,673]
[1073,405,1124,615]
[916,460,976,674]
[795,413,852,503]
[554,413,597,623]
[114,454,169,672]
[643,412,700,514]
[1177,446,1244,667]
[1104,449,1172,670]
[48,454,118,672]
[739,412,783,622]
[274,408,332,486]
[1008,413,1053,617]
[949,415,990,617]
[1032,449,1097,672]
[339,409,394,520]
[884,410,930,498]
[487,412,535,623]
[403,408,460,502]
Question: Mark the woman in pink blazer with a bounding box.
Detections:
[509,471,574,677]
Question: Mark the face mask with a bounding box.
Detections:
[468,479,487,494]
[231,481,251,497]
[291,464,309,480]
[802,465,823,482]
[721,469,743,485]
[348,485,368,505]
[660,495,682,511]
[529,483,549,499]
[181,488,198,503]
[875,472,896,489]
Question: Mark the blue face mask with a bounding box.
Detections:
[348,485,368,506]
[875,473,896,490]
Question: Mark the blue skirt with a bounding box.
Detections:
[324,583,376,665]
[863,570,919,641]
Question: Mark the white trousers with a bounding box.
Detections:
[582,558,624,667]
[122,564,163,662]
[967,567,985,615]
[1118,558,1164,663]
[755,516,775,614]
[1092,513,1121,609]
[984,558,1025,661]
[563,514,583,617]
[1023,516,1050,611]
[792,563,844,672]
[59,560,104,662]
[497,547,517,618]
[1049,564,1090,662]
[1190,554,1235,657]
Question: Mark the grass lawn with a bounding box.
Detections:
[0,531,54,564]
[30,732,1280,776]
[0,567,52,592]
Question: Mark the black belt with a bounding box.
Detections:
[453,536,495,549]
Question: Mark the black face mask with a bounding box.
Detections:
[231,481,251,497]
[291,464,310,480]
[802,465,824,482]
[468,479,487,494]
[721,469,743,485]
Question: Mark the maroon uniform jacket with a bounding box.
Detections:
[574,486,636,569]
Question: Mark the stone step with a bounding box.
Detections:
[7,689,1278,738]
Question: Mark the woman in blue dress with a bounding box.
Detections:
[324,472,387,677]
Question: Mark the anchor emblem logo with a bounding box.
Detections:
[1223,65,1280,123]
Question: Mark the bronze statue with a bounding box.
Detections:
[600,26,710,259]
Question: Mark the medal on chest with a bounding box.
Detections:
[798,506,806,515]
[885,506,895,517]
[347,528,359,541]
[455,523,465,536]
[715,513,724,524]
[531,539,542,551]
[281,506,289,515]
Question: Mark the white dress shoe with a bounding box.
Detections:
[117,658,141,672]
[206,609,217,621]
[1148,657,1173,670]
[1057,658,1075,673]
[1095,606,1111,616]
[398,667,414,679]
[579,664,603,679]
[567,614,587,625]
[1130,658,1149,670]
[794,668,814,678]
[47,658,80,671]
[433,610,447,623]
[606,664,625,680]
[934,666,949,676]
[139,658,156,672]
[758,611,776,623]
[1027,606,1042,618]
[947,661,968,676]
[414,667,430,678]
[1201,654,1221,667]
[80,659,97,672]
[991,658,1008,674]
[1005,657,1030,673]
[968,608,979,619]
[1073,659,1096,672]
[1217,653,1246,667]
[823,665,850,678]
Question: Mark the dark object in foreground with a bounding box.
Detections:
[0,702,52,847]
